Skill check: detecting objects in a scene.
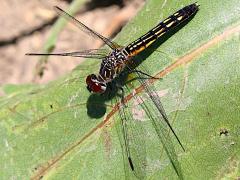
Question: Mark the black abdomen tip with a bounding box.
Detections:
[187,2,200,13]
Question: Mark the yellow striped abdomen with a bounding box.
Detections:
[125,3,199,57]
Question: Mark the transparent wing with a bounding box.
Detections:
[113,61,184,178]
[115,94,147,179]
[26,48,109,59]
[54,6,121,50]
[135,70,184,178]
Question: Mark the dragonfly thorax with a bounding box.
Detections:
[100,50,127,79]
[86,49,127,94]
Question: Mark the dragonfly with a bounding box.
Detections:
[27,3,199,179]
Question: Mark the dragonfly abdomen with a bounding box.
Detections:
[125,3,199,57]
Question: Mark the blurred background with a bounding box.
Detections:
[0,0,145,94]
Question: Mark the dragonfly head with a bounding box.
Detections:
[86,74,107,93]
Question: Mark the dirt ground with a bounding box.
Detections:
[0,0,145,95]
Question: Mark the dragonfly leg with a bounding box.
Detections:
[123,71,162,85]
[129,70,161,80]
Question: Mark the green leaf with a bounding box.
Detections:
[1,0,240,179]
[2,84,40,95]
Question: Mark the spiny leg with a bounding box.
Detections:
[128,69,160,80]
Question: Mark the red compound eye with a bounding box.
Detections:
[86,74,106,93]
